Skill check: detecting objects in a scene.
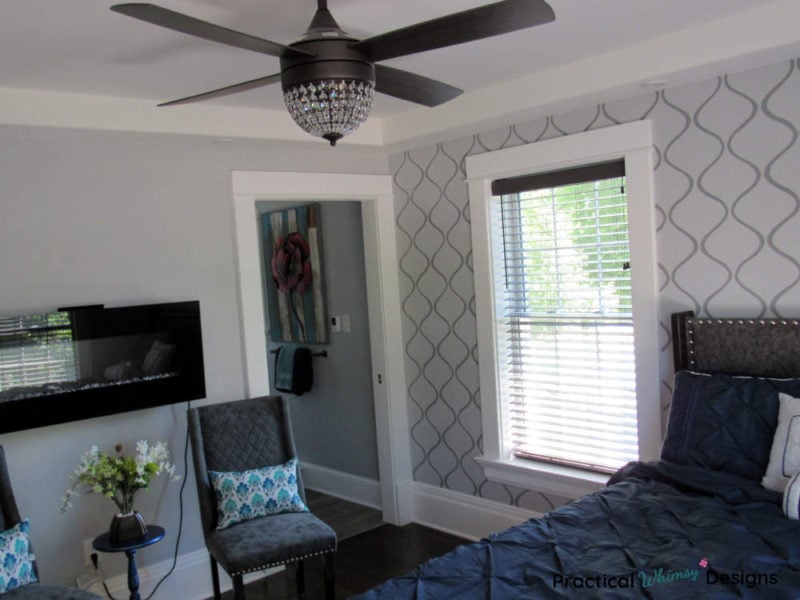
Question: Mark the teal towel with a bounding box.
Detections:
[274,344,299,392]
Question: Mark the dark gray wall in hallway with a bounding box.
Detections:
[259,201,378,481]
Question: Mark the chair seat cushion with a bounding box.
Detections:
[1,583,102,599]
[206,511,336,576]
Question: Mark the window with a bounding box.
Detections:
[466,122,660,498]
[493,160,636,473]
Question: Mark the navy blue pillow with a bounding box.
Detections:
[661,371,800,481]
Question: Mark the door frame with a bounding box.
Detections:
[230,170,412,524]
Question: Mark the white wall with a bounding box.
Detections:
[0,124,387,587]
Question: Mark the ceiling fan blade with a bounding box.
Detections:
[374,65,462,107]
[157,73,282,107]
[350,0,554,63]
[111,3,313,58]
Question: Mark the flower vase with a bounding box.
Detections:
[109,511,148,543]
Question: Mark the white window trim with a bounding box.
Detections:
[465,121,661,499]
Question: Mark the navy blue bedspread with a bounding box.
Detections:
[352,462,800,599]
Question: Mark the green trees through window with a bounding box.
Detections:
[505,177,630,318]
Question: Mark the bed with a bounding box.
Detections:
[353,312,800,599]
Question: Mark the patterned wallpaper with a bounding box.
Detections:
[389,58,800,511]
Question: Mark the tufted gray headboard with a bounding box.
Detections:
[671,311,800,378]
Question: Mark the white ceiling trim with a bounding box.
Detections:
[381,0,800,148]
[0,86,384,146]
[0,0,798,149]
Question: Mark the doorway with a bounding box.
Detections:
[257,200,378,491]
[231,170,411,525]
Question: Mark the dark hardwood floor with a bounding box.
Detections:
[332,522,468,596]
[212,522,468,599]
[304,490,384,541]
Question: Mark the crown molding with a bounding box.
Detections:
[1,0,798,149]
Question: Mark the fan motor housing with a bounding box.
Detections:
[279,37,375,90]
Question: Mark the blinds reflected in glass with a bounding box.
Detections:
[491,160,638,473]
[0,312,78,392]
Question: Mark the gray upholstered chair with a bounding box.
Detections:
[188,396,336,600]
[0,446,102,600]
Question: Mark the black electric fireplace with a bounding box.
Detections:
[0,300,205,433]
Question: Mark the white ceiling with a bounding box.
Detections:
[1,0,799,146]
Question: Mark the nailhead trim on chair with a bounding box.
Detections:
[229,545,337,577]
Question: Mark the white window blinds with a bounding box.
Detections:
[491,160,638,473]
[0,312,78,392]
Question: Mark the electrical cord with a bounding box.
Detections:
[91,400,191,600]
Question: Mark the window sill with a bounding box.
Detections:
[474,455,609,500]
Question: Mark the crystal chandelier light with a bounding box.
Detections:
[283,79,374,147]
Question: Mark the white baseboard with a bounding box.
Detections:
[295,464,537,541]
[300,461,382,510]
[98,548,280,600]
[410,482,542,541]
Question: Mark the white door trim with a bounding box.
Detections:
[230,170,413,525]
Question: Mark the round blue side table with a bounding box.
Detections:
[92,525,165,600]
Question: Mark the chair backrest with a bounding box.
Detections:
[187,396,305,536]
[0,446,22,533]
[0,445,40,579]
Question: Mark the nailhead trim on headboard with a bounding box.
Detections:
[686,319,800,370]
[672,312,800,378]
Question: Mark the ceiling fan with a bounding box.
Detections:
[111,0,555,145]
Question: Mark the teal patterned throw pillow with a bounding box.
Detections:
[209,458,308,530]
[0,519,37,593]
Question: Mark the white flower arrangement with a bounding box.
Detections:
[61,440,179,514]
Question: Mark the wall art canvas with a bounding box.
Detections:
[261,203,328,343]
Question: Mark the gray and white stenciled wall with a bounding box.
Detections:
[389,58,800,511]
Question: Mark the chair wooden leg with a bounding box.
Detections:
[296,560,306,596]
[232,574,246,600]
[323,553,336,600]
[209,554,221,600]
